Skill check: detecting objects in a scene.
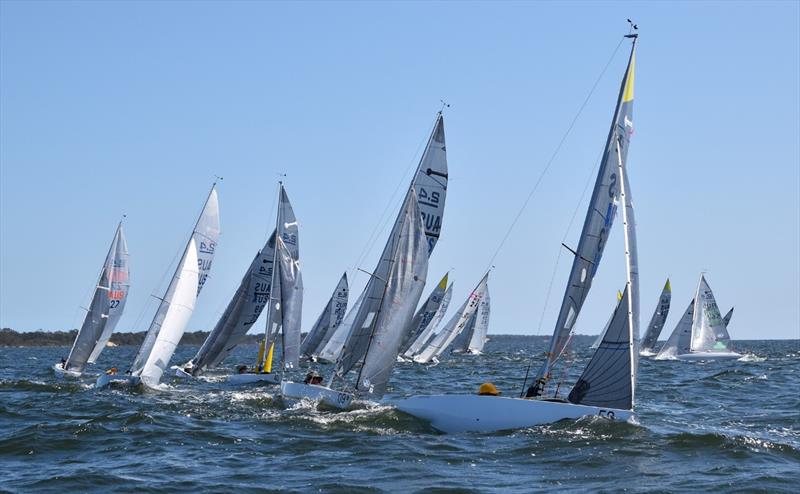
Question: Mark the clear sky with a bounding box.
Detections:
[1,1,798,340]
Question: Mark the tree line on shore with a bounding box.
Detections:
[0,328,265,347]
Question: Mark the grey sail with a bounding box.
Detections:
[413,273,489,364]
[88,223,130,364]
[568,286,633,409]
[355,192,428,399]
[65,269,110,373]
[535,40,636,387]
[450,311,477,353]
[276,236,303,370]
[399,272,449,355]
[655,300,695,359]
[260,184,301,371]
[691,275,732,353]
[403,282,453,358]
[186,231,275,374]
[639,279,672,354]
[301,273,349,358]
[333,115,449,374]
[131,186,220,374]
[722,307,734,328]
[466,286,491,353]
[317,290,365,363]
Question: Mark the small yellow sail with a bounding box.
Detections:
[263,342,275,373]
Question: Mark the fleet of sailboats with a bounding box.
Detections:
[50,29,746,435]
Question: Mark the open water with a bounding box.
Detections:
[1,337,798,493]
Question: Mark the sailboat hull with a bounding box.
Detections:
[392,394,635,433]
[676,351,742,361]
[280,380,353,409]
[52,363,82,378]
[225,372,281,385]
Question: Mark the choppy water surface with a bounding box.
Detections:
[1,337,798,493]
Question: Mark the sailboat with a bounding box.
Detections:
[722,307,734,327]
[394,33,640,432]
[174,230,276,378]
[300,273,349,360]
[281,190,428,408]
[96,185,220,389]
[398,272,450,358]
[412,274,489,363]
[655,275,741,360]
[227,183,303,384]
[401,279,453,359]
[54,222,129,377]
[639,278,672,355]
[283,113,448,393]
[590,290,623,350]
[451,285,491,355]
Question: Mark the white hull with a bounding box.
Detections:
[392,394,635,433]
[676,351,742,361]
[174,368,194,379]
[225,372,281,385]
[280,381,353,409]
[52,363,82,378]
[95,373,141,389]
[639,349,657,357]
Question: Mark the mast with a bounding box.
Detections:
[259,181,284,371]
[616,133,637,407]
[531,33,638,395]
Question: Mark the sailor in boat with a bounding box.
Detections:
[59,357,66,369]
[105,367,118,375]
[304,371,323,385]
[477,383,500,396]
[526,377,547,398]
[236,365,248,374]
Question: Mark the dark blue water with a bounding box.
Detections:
[1,337,798,493]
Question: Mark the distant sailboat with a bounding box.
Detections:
[175,230,276,378]
[402,280,453,359]
[655,275,741,360]
[451,285,491,355]
[412,274,489,363]
[394,33,640,432]
[227,183,303,384]
[722,307,734,328]
[590,290,623,350]
[639,278,672,355]
[54,222,129,377]
[96,185,220,389]
[300,273,349,359]
[281,190,428,408]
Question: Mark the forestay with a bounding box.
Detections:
[355,192,428,398]
[400,272,449,355]
[301,273,348,358]
[403,282,453,358]
[187,231,275,374]
[413,273,489,364]
[640,279,672,354]
[536,43,636,384]
[88,224,130,364]
[131,186,220,375]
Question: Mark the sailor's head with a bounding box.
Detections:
[478,382,500,396]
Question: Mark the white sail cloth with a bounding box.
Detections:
[403,283,453,358]
[400,272,449,355]
[301,273,349,358]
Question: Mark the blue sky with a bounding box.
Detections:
[1,1,798,340]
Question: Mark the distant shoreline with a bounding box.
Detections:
[2,328,794,347]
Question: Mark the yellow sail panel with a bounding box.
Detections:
[264,342,275,373]
[664,278,671,292]
[622,51,635,102]
[255,340,266,369]
[438,272,449,290]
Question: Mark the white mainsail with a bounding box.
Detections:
[87,223,130,364]
[184,231,275,375]
[316,290,365,363]
[403,283,453,358]
[413,274,489,364]
[301,273,349,359]
[355,192,428,398]
[129,185,221,381]
[691,275,733,353]
[466,287,491,354]
[655,300,695,360]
